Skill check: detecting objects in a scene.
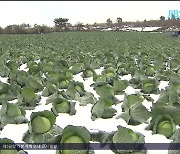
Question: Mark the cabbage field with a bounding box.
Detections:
[0,32,179,154]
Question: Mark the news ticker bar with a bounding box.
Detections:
[0,143,180,150]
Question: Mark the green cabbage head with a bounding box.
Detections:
[60,125,90,154]
[7,104,22,117]
[62,135,85,154]
[156,120,174,138]
[31,116,51,134]
[55,101,70,113]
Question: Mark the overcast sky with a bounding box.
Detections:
[0,1,179,27]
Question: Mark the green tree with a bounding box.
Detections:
[116,17,122,28]
[54,18,69,31]
[117,17,122,23]
[160,16,165,21]
[20,23,31,29]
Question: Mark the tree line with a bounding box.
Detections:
[0,16,179,34]
[0,17,121,34]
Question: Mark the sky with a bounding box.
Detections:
[0,1,179,28]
